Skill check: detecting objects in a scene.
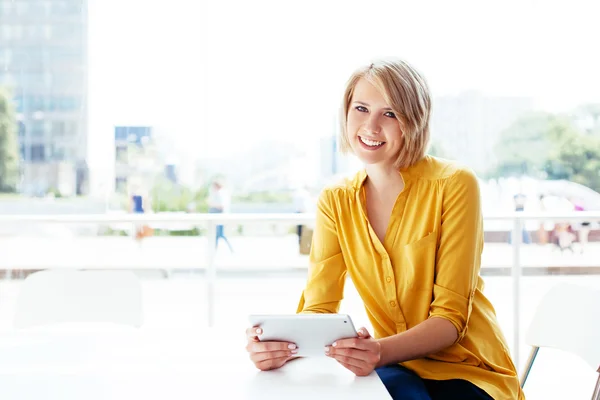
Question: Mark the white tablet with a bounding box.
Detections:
[247,314,358,357]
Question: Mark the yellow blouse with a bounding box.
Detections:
[297,155,524,400]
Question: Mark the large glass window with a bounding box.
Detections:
[0,3,598,398]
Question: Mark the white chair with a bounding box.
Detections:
[14,270,144,329]
[520,283,600,399]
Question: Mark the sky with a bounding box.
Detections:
[86,0,600,176]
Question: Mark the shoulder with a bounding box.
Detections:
[408,155,479,185]
[318,170,364,204]
[408,156,481,204]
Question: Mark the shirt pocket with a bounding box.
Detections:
[402,230,438,290]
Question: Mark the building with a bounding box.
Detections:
[430,92,534,174]
[114,126,160,194]
[0,0,89,195]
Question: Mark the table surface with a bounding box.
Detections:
[0,327,392,400]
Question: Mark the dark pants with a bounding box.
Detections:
[376,364,493,400]
[297,224,303,244]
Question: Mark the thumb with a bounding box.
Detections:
[357,327,371,339]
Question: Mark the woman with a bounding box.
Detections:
[246,59,524,400]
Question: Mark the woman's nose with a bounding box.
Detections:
[364,114,381,135]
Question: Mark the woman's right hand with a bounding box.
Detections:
[245,326,298,371]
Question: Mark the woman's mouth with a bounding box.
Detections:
[359,136,385,149]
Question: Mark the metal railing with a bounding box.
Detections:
[1,211,599,367]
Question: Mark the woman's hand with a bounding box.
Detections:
[245,326,298,371]
[325,327,381,376]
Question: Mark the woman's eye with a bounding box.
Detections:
[355,106,368,112]
[384,111,396,118]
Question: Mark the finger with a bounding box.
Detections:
[357,327,371,338]
[338,360,360,375]
[330,338,372,350]
[331,352,369,370]
[327,346,379,367]
[337,360,369,376]
[327,347,370,364]
[246,326,263,339]
[251,350,294,363]
[256,355,290,371]
[248,341,297,353]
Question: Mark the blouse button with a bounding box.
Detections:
[389,301,396,307]
[386,276,392,283]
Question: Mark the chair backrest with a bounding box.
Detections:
[14,270,143,329]
[525,282,600,370]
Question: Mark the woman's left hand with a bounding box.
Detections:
[325,327,381,376]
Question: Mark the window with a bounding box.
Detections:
[43,24,52,40]
[30,144,46,161]
[52,23,81,41]
[52,121,65,136]
[0,48,12,65]
[116,146,128,163]
[64,121,78,136]
[115,177,128,194]
[31,120,46,137]
[0,1,13,16]
[50,146,65,161]
[15,2,29,16]
[1,25,11,41]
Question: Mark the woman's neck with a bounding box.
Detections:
[364,163,404,194]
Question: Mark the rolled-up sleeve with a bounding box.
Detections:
[297,189,347,314]
[428,168,483,342]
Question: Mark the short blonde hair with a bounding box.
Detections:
[339,59,432,169]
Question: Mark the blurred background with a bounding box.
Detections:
[1,0,599,398]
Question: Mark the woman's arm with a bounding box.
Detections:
[376,317,457,366]
[297,189,347,314]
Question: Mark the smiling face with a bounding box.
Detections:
[345,78,403,167]
[338,59,432,170]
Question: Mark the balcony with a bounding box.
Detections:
[0,212,598,398]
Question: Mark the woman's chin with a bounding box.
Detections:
[354,151,387,165]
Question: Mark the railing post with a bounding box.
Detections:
[511,215,522,369]
[206,220,217,327]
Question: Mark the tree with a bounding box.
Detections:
[546,134,600,192]
[489,108,600,192]
[0,88,19,192]
[150,177,209,212]
[574,103,600,136]
[489,112,578,178]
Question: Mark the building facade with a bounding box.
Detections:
[0,0,89,195]
[114,125,156,194]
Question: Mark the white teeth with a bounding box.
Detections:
[360,136,384,147]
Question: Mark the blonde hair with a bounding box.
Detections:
[338,59,432,169]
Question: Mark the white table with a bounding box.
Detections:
[0,327,392,400]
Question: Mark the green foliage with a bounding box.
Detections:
[150,177,209,212]
[489,112,577,178]
[233,191,292,204]
[490,108,600,192]
[546,134,600,192]
[0,88,19,192]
